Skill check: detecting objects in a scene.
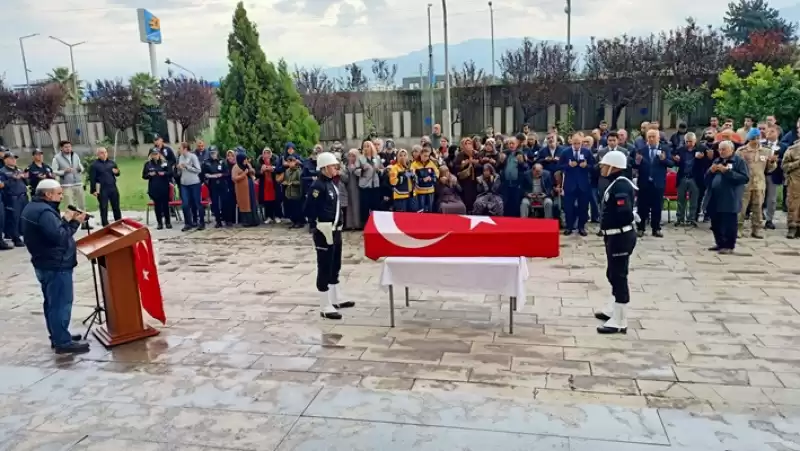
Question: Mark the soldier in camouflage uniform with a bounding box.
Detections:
[735,129,777,239]
[782,139,800,239]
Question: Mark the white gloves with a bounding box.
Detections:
[317,222,334,246]
[633,209,641,224]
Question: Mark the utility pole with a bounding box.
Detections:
[50,36,86,144]
[565,0,572,62]
[427,3,436,134]
[442,0,453,139]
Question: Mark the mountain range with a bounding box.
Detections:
[319,5,800,84]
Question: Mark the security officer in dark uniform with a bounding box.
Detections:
[0,147,11,250]
[26,148,55,196]
[1,151,29,247]
[594,150,639,335]
[304,152,356,320]
[201,147,227,228]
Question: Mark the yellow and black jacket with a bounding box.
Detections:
[410,160,439,195]
[389,163,414,200]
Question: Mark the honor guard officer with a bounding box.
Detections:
[305,152,356,319]
[594,150,639,334]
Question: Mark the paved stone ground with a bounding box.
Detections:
[3,211,800,450]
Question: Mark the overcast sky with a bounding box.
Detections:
[1,0,798,85]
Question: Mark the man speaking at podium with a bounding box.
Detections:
[20,179,90,355]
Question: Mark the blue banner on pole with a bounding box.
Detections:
[424,117,432,126]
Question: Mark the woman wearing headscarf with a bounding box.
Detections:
[452,137,482,212]
[231,152,259,227]
[221,150,238,226]
[256,147,284,224]
[435,164,467,214]
[473,164,504,216]
[339,149,362,230]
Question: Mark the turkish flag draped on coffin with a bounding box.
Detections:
[363,212,560,260]
[126,221,167,324]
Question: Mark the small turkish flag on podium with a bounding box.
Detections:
[364,212,560,260]
[75,218,164,348]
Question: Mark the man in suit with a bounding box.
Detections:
[559,133,595,236]
[631,129,674,237]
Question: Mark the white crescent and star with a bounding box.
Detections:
[372,212,496,250]
[136,241,151,281]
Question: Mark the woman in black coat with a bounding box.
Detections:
[142,149,174,229]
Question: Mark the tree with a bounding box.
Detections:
[215,2,319,156]
[729,30,799,73]
[371,58,397,90]
[160,77,215,141]
[293,66,343,127]
[129,72,160,107]
[15,83,66,148]
[662,84,709,124]
[661,19,731,87]
[47,66,83,103]
[93,80,142,159]
[584,34,664,127]
[712,63,800,129]
[338,63,368,91]
[498,39,574,126]
[0,80,17,133]
[723,0,797,45]
[452,60,489,129]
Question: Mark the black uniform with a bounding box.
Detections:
[26,161,55,195]
[142,158,173,228]
[0,164,29,245]
[89,158,121,226]
[599,172,638,305]
[202,157,227,226]
[304,174,344,294]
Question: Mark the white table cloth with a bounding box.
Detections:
[379,257,529,333]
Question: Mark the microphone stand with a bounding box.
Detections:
[81,215,105,339]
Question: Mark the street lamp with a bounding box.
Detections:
[49,36,85,102]
[565,0,572,57]
[441,0,453,139]
[426,3,435,133]
[489,1,495,79]
[165,58,197,78]
[19,33,39,90]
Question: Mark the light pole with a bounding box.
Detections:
[19,33,38,89]
[489,1,495,79]
[565,0,572,60]
[165,58,197,78]
[426,3,435,134]
[441,0,453,139]
[49,36,85,102]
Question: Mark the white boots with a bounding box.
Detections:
[594,298,615,321]
[329,284,356,309]
[319,284,356,320]
[319,291,341,320]
[597,303,627,334]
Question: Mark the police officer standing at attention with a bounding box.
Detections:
[202,147,227,228]
[1,150,29,247]
[305,152,356,320]
[594,150,639,335]
[0,147,11,250]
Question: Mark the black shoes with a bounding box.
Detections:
[597,325,627,334]
[578,229,588,237]
[563,229,573,236]
[197,224,206,231]
[156,223,164,230]
[637,230,645,238]
[51,334,84,349]
[594,311,611,321]
[54,340,90,355]
[215,222,223,228]
[332,301,356,309]
[320,311,343,320]
[652,230,663,238]
[181,225,194,232]
[12,239,24,248]
[765,220,776,230]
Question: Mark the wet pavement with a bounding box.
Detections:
[3,211,800,450]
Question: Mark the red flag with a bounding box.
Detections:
[132,231,166,324]
[364,212,560,260]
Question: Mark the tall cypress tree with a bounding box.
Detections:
[216,2,319,155]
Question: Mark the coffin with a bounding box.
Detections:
[363,211,560,260]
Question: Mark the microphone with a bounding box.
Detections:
[67,205,94,219]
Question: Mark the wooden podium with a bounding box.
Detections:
[76,219,160,347]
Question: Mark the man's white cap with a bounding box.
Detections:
[600,150,628,170]
[36,179,61,191]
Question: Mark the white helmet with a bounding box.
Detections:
[600,150,628,170]
[316,152,338,170]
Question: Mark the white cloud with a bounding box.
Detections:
[1,0,797,85]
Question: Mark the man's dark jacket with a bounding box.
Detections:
[21,198,81,270]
